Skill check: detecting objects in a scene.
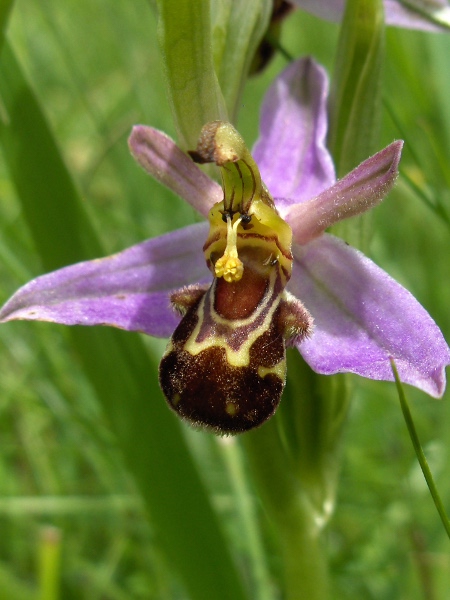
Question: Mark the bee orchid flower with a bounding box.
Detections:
[1,58,449,434]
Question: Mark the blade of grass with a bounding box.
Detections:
[384,98,450,227]
[0,41,249,600]
[391,359,450,540]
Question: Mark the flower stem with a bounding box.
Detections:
[219,438,274,600]
[243,418,330,599]
[281,508,330,600]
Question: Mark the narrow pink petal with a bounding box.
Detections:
[252,57,335,205]
[284,141,403,245]
[0,223,211,338]
[292,0,449,32]
[129,125,222,218]
[289,234,450,397]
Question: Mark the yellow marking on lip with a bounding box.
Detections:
[171,393,181,407]
[258,361,286,382]
[225,401,238,416]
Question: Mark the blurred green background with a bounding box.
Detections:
[0,1,449,598]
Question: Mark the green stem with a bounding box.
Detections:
[391,359,450,540]
[243,418,330,599]
[220,439,274,600]
[281,506,330,600]
[243,417,297,524]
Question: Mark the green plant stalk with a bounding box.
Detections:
[243,350,353,598]
[281,352,350,511]
[391,359,450,540]
[281,505,330,600]
[243,417,330,599]
[220,438,274,600]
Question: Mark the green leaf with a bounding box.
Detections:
[211,0,272,122]
[328,0,385,177]
[243,416,330,600]
[0,41,248,600]
[155,0,227,149]
[0,47,103,267]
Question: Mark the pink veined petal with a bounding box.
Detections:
[284,140,403,244]
[0,223,211,338]
[129,125,222,218]
[288,234,450,397]
[292,0,449,32]
[252,57,335,205]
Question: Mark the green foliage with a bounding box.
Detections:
[328,0,385,177]
[0,1,449,599]
[155,0,227,149]
[1,20,250,600]
[328,0,384,251]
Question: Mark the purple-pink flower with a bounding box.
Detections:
[292,0,450,32]
[1,58,449,399]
